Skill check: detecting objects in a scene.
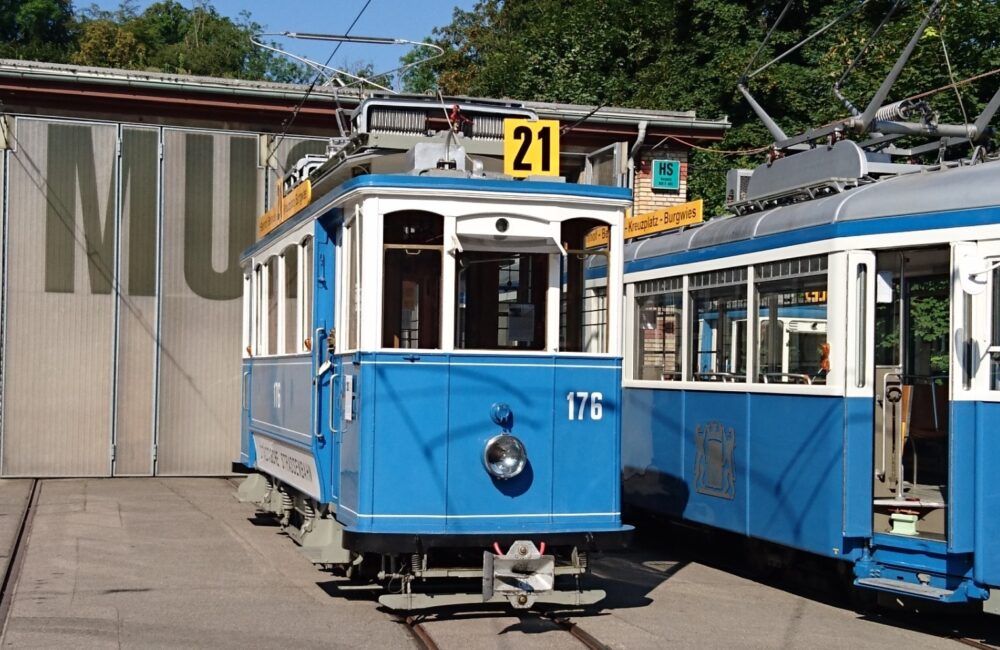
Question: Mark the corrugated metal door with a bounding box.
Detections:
[155,129,262,475]
[2,119,117,476]
[113,126,160,475]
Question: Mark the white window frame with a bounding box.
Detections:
[624,248,846,397]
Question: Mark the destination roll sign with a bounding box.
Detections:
[584,199,704,248]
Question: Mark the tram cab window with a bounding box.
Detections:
[690,268,747,382]
[382,211,443,349]
[560,219,609,353]
[266,256,279,355]
[282,245,298,354]
[634,277,683,380]
[456,251,548,350]
[754,256,829,384]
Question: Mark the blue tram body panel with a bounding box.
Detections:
[339,353,624,535]
[624,388,861,560]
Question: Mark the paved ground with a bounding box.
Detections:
[0,481,32,587]
[1,479,413,649]
[0,478,991,649]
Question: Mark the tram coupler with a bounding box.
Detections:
[482,540,554,609]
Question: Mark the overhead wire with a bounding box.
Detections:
[741,0,795,81]
[748,0,872,79]
[269,0,374,170]
[935,5,973,147]
[835,0,903,90]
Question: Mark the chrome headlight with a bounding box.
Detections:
[483,433,527,480]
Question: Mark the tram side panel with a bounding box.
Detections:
[624,387,861,560]
[961,401,1000,587]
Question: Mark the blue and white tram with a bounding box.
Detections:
[237,124,632,609]
[622,149,1000,609]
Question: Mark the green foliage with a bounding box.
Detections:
[409,0,1000,215]
[399,40,439,94]
[0,0,77,63]
[3,0,310,82]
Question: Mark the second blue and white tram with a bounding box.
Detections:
[622,144,1000,608]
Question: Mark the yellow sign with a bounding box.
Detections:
[503,119,560,178]
[582,200,703,247]
[625,199,703,239]
[257,179,312,239]
[584,226,610,249]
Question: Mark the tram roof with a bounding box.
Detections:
[626,158,1000,270]
[243,174,632,261]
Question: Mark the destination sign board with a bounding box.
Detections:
[257,179,312,240]
[625,199,703,239]
[583,199,704,248]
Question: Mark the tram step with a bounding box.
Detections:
[856,577,955,600]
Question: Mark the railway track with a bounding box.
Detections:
[0,479,39,642]
[398,610,613,650]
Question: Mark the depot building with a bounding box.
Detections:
[0,59,728,476]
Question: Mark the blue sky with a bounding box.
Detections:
[87,1,477,80]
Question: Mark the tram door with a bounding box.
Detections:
[872,246,951,540]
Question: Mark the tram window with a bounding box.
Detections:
[457,251,548,350]
[382,211,443,349]
[561,219,609,353]
[874,276,901,366]
[282,245,298,354]
[754,256,828,384]
[266,256,279,355]
[301,237,313,351]
[346,213,361,350]
[634,277,683,380]
[690,268,748,382]
[254,264,264,355]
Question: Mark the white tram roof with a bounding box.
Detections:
[627,158,1000,265]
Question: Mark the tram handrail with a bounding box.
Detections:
[760,372,812,385]
[328,374,338,438]
[694,372,740,382]
[880,372,947,497]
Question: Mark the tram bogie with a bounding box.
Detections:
[237,97,632,610]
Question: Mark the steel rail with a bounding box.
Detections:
[539,613,612,650]
[399,615,441,650]
[0,479,39,640]
[952,636,998,650]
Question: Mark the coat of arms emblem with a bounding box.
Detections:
[694,421,736,500]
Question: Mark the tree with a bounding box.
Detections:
[0,0,77,63]
[1,0,316,83]
[409,0,1000,215]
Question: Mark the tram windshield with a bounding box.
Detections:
[380,211,614,354]
[456,252,548,350]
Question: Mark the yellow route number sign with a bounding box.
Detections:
[504,119,560,178]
